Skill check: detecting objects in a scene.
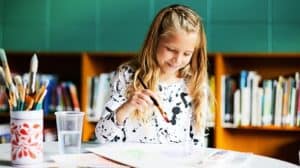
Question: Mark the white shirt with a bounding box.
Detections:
[95,65,207,146]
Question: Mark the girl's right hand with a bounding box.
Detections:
[116,89,158,124]
[126,89,156,111]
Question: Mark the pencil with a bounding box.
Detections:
[137,76,170,123]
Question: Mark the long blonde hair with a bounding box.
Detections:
[124,4,208,131]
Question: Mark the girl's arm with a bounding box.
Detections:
[95,65,133,143]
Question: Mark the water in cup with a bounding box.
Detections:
[58,130,82,154]
[55,111,84,154]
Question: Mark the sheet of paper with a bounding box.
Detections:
[86,143,219,168]
[51,153,128,168]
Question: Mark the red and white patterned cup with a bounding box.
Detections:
[10,110,43,165]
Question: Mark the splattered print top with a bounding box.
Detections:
[95,65,206,146]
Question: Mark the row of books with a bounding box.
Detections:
[0,73,80,115]
[222,71,300,127]
[43,81,80,115]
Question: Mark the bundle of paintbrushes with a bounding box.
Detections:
[0,48,48,111]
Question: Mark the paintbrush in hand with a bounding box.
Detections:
[138,76,170,123]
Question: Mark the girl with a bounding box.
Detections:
[95,4,209,147]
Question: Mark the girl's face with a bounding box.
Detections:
[156,29,198,79]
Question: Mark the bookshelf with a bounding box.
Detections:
[214,53,300,164]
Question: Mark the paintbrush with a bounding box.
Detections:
[0,66,7,87]
[0,49,15,91]
[138,76,170,123]
[0,49,17,110]
[28,54,38,95]
[34,90,47,110]
[13,75,24,110]
[34,81,48,103]
[0,49,13,87]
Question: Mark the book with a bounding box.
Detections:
[87,72,113,122]
[274,77,284,126]
[240,70,251,126]
[262,80,273,126]
[233,89,241,126]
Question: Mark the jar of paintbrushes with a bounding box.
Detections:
[0,48,47,166]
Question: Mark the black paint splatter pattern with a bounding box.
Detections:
[95,65,206,146]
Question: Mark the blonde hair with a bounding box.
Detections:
[124,4,208,131]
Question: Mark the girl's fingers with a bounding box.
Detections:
[142,89,161,105]
[137,91,153,105]
[130,91,153,110]
[135,96,148,107]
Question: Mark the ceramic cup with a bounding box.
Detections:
[10,110,43,165]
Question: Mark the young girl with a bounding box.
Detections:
[95,4,209,147]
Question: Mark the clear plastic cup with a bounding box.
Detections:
[55,111,84,154]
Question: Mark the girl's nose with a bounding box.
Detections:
[171,54,180,64]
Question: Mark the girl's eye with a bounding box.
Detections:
[166,47,175,52]
[184,52,192,57]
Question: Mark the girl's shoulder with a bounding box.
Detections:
[113,64,136,84]
[117,64,136,75]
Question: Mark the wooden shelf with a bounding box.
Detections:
[224,126,300,132]
[214,53,300,164]
[0,113,9,117]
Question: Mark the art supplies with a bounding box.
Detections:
[0,48,48,111]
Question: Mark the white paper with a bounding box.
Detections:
[51,153,127,168]
[86,143,234,168]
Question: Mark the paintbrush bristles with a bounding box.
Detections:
[14,75,23,86]
[0,66,7,87]
[14,75,23,99]
[0,48,8,65]
[30,54,38,72]
[0,49,13,88]
[29,54,38,94]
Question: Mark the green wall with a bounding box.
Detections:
[1,0,300,52]
[0,0,3,47]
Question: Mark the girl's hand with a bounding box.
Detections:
[116,89,159,125]
[127,89,156,111]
